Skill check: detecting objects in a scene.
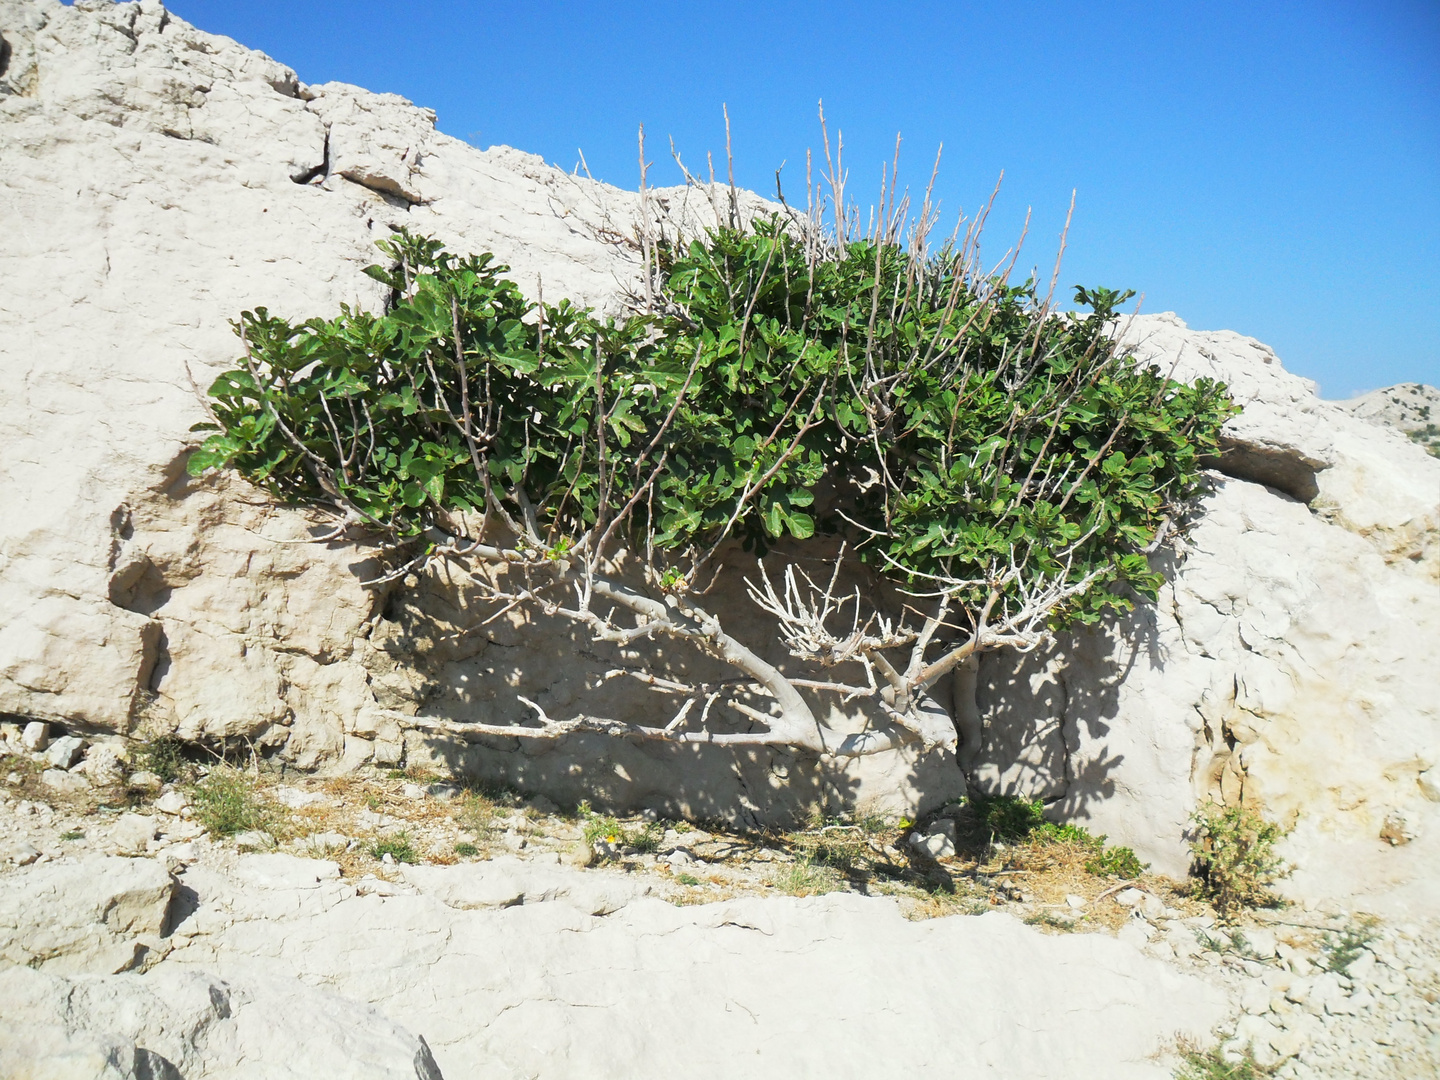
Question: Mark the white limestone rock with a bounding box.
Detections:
[0,855,173,972]
[968,315,1440,892]
[159,854,1225,1079]
[1,0,1437,909]
[0,965,445,1080]
[0,0,958,827]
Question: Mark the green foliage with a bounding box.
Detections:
[774,858,844,896]
[454,791,498,841]
[970,792,1051,844]
[627,821,664,854]
[1188,802,1291,915]
[580,809,625,850]
[193,222,1233,632]
[1174,1044,1274,1079]
[1320,917,1379,975]
[1408,423,1440,457]
[371,832,419,864]
[1023,910,1078,932]
[59,830,84,841]
[676,872,702,886]
[454,841,479,857]
[1084,845,1147,879]
[966,793,1147,877]
[138,735,186,783]
[190,767,273,838]
[578,805,660,854]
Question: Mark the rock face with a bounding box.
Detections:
[0,853,1230,1079]
[0,0,959,825]
[0,965,445,1080]
[969,317,1440,888]
[2,0,1438,887]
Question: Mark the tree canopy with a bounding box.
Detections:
[190,211,1234,757]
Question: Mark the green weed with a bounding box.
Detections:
[1084,845,1147,879]
[1188,801,1290,915]
[1174,1043,1274,1079]
[454,841,479,857]
[1321,917,1379,975]
[966,794,1149,878]
[676,873,701,886]
[773,858,843,897]
[371,832,419,864]
[137,735,186,783]
[189,767,274,838]
[1023,910,1078,932]
[59,830,84,841]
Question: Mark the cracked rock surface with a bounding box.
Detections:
[0,847,1229,1079]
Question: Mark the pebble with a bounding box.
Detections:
[8,841,41,866]
[43,735,85,770]
[910,832,955,859]
[127,771,164,794]
[154,790,190,816]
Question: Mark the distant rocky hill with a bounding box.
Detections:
[1340,382,1440,457]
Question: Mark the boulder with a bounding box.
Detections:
[0,855,174,972]
[0,0,1436,895]
[0,965,444,1080]
[966,315,1440,888]
[0,0,958,828]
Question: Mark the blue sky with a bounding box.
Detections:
[166,0,1438,398]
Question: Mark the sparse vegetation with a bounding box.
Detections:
[371,832,419,864]
[1321,917,1380,975]
[1084,844,1147,879]
[1023,910,1078,932]
[189,766,275,838]
[964,793,1147,878]
[773,858,844,897]
[453,790,499,843]
[1188,801,1291,916]
[784,810,891,872]
[454,841,478,857]
[59,829,84,841]
[137,734,187,783]
[1174,1042,1274,1079]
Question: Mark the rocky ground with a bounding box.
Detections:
[3,725,1438,1078]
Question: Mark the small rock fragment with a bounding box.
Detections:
[79,744,126,786]
[1380,810,1419,846]
[41,769,89,794]
[154,790,190,816]
[107,813,158,856]
[126,770,164,794]
[21,721,50,752]
[44,735,85,770]
[8,841,41,866]
[910,832,955,859]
